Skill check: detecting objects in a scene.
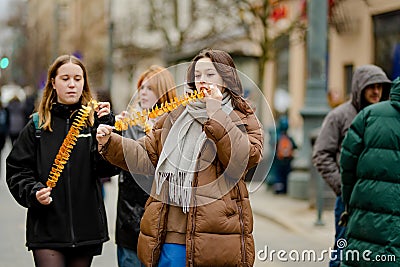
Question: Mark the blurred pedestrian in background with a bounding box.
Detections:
[114,65,177,267]
[96,49,263,266]
[0,101,9,176]
[340,76,400,266]
[270,115,296,194]
[6,95,26,144]
[6,54,116,267]
[24,85,38,122]
[312,64,391,267]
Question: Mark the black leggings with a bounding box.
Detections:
[32,249,94,267]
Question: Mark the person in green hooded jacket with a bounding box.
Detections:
[313,64,391,267]
[340,76,400,266]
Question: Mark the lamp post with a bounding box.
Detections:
[287,0,330,225]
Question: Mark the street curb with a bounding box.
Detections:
[252,208,300,233]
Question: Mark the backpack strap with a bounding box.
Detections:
[32,112,42,138]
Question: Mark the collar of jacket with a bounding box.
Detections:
[51,102,81,119]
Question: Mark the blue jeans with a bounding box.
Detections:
[272,158,292,194]
[117,246,144,267]
[330,196,346,267]
[158,243,186,267]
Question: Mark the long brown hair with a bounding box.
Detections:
[136,65,177,107]
[37,55,94,131]
[186,48,252,114]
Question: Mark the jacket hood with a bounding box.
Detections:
[351,65,391,111]
[390,77,400,111]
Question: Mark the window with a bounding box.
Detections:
[274,35,290,113]
[344,64,353,98]
[373,10,400,80]
[275,35,289,93]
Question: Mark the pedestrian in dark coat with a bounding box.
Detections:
[0,102,9,152]
[6,55,116,267]
[6,95,26,144]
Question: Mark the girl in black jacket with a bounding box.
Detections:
[115,65,177,267]
[6,55,116,267]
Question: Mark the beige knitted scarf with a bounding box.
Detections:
[155,91,233,213]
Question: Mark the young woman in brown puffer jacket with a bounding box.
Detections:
[97,48,264,267]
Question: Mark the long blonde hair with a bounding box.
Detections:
[37,55,94,131]
[135,65,177,108]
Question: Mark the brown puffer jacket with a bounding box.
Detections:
[101,105,263,266]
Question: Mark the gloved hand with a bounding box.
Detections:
[338,211,349,227]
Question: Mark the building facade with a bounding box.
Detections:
[25,0,108,92]
[18,0,400,139]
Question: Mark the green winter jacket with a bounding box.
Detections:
[340,77,400,266]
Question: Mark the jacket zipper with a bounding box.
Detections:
[237,185,246,265]
[188,176,198,267]
[151,202,166,266]
[66,118,76,246]
[188,201,197,266]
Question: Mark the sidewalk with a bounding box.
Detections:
[250,184,335,246]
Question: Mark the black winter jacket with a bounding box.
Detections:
[116,170,150,251]
[6,103,117,249]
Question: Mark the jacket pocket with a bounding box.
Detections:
[222,194,238,218]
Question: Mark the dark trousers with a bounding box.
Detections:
[330,196,346,267]
[272,158,292,194]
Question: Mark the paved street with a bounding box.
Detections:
[1,141,32,266]
[0,140,334,266]
[0,138,118,266]
[251,185,334,266]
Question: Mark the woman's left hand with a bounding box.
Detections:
[203,84,223,117]
[96,102,111,118]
